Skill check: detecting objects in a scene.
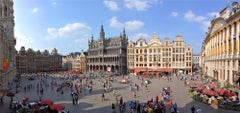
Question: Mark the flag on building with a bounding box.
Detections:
[3,56,9,71]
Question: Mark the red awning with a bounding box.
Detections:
[164,68,171,72]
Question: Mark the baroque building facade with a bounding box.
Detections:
[0,0,16,86]
[87,25,128,75]
[62,51,87,73]
[128,34,192,76]
[192,54,200,72]
[201,1,240,86]
[16,47,62,74]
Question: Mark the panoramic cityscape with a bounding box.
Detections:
[0,0,240,113]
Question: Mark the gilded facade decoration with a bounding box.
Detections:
[128,33,192,76]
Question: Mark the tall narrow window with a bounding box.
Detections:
[234,22,237,36]
[140,56,143,62]
[229,25,232,37]
[233,38,236,52]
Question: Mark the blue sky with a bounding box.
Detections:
[14,0,230,55]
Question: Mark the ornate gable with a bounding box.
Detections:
[149,33,161,46]
[209,18,227,35]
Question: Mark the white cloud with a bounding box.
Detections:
[104,0,119,11]
[32,8,38,13]
[75,37,88,43]
[202,21,210,31]
[184,10,218,31]
[124,0,158,11]
[109,16,144,30]
[45,22,91,40]
[52,2,57,5]
[15,34,35,50]
[125,20,144,30]
[50,0,57,5]
[184,10,206,23]
[110,16,124,28]
[171,12,178,17]
[129,33,150,41]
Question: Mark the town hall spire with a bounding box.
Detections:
[100,25,105,40]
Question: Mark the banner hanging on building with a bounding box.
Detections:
[3,55,9,71]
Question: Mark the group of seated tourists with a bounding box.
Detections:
[11,97,67,113]
[189,82,239,106]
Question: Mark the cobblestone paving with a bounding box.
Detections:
[0,75,239,113]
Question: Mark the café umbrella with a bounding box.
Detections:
[50,104,66,111]
[41,100,54,106]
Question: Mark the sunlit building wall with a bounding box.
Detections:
[127,33,192,76]
[202,1,240,85]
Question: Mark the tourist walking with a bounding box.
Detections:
[119,97,123,105]
[112,103,116,113]
[191,105,195,113]
[115,96,119,105]
[72,96,75,105]
[75,93,78,104]
[173,103,177,113]
[136,102,141,113]
[196,107,202,113]
[102,93,105,101]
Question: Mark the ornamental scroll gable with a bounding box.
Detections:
[210,19,227,35]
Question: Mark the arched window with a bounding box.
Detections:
[4,6,7,17]
[144,49,147,53]
[154,55,156,61]
[144,56,147,61]
[140,56,143,62]
[140,42,143,46]
[149,49,152,53]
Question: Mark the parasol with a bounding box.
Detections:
[50,104,66,111]
[41,100,54,106]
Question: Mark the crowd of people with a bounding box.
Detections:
[3,71,235,113]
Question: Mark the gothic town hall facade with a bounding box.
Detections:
[87,25,128,75]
